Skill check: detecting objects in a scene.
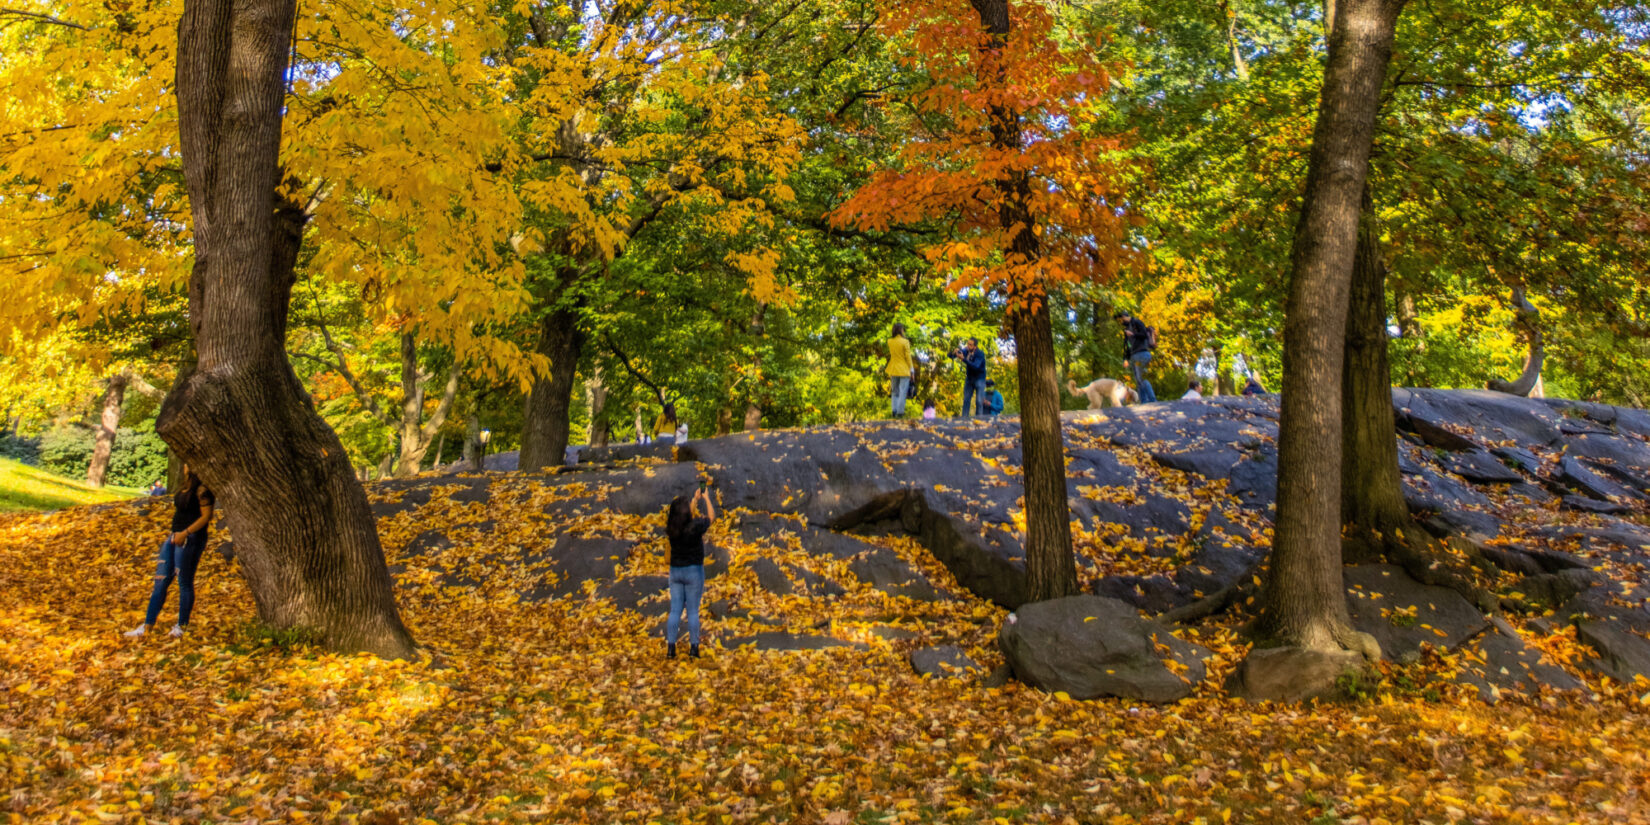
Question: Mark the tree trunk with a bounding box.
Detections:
[1486,288,1543,396]
[715,406,733,436]
[1340,207,1409,562]
[1256,0,1404,656]
[157,0,414,657]
[971,0,1077,603]
[586,366,610,448]
[432,432,445,468]
[463,412,479,467]
[88,370,131,487]
[393,333,460,478]
[742,403,762,432]
[519,298,585,471]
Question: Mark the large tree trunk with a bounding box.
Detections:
[1255,0,1404,656]
[1340,207,1410,562]
[87,370,131,487]
[157,0,414,657]
[971,0,1077,602]
[742,403,762,432]
[519,299,585,471]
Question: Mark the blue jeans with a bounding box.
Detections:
[666,564,705,646]
[890,376,910,416]
[960,377,987,416]
[1129,352,1157,403]
[145,533,206,627]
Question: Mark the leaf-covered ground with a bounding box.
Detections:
[4,471,1650,824]
[0,457,140,513]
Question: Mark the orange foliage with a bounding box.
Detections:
[831,0,1141,309]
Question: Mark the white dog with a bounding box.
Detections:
[1066,377,1137,409]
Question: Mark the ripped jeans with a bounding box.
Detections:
[144,533,207,627]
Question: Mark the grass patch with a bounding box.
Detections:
[0,456,142,512]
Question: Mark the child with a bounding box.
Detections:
[922,400,937,420]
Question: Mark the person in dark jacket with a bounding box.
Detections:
[949,337,988,416]
[981,379,1005,418]
[1113,311,1158,403]
[663,486,716,658]
[124,467,214,639]
[1242,374,1265,396]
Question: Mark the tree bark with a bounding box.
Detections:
[1256,0,1404,656]
[1486,288,1543,396]
[970,0,1077,602]
[157,0,414,657]
[742,403,762,432]
[519,296,586,471]
[586,365,610,448]
[1340,206,1409,563]
[393,333,459,477]
[87,370,131,487]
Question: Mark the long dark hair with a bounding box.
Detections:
[891,322,906,338]
[665,495,694,539]
[662,402,678,427]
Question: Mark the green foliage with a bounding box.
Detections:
[37,423,169,488]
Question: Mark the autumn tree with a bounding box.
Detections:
[1253,0,1405,657]
[833,0,1136,602]
[154,0,415,655]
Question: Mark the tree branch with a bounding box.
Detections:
[0,8,88,29]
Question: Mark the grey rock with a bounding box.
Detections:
[1562,495,1630,515]
[596,576,669,612]
[1344,564,1489,658]
[1454,616,1583,701]
[1231,647,1366,703]
[1560,456,1637,503]
[983,664,1014,688]
[748,557,794,596]
[526,535,632,600]
[1443,449,1526,484]
[997,595,1208,703]
[1575,621,1650,684]
[722,631,868,652]
[401,530,454,558]
[910,645,982,678]
[1518,569,1607,610]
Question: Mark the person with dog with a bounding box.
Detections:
[1113,311,1158,403]
[950,337,988,416]
[664,484,716,659]
[885,323,915,418]
[124,466,214,639]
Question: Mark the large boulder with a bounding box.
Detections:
[997,595,1209,703]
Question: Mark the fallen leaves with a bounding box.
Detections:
[3,473,1650,823]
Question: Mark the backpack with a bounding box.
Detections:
[1146,326,1158,351]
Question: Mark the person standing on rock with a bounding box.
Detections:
[654,402,680,445]
[1113,311,1158,403]
[664,486,716,659]
[885,323,915,418]
[123,466,215,639]
[950,337,988,416]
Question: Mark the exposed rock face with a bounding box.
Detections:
[1343,564,1489,661]
[373,389,1650,691]
[997,595,1209,703]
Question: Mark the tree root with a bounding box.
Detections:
[1157,565,1261,625]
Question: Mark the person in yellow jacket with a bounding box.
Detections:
[654,402,681,444]
[885,323,915,417]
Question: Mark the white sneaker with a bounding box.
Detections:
[168,624,185,638]
[122,624,148,638]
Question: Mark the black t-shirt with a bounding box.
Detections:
[171,483,215,534]
[668,517,712,567]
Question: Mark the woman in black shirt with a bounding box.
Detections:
[124,467,215,638]
[664,486,715,658]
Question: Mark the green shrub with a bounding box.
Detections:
[38,423,168,488]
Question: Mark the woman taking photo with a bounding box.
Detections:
[663,486,716,658]
[124,467,215,638]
